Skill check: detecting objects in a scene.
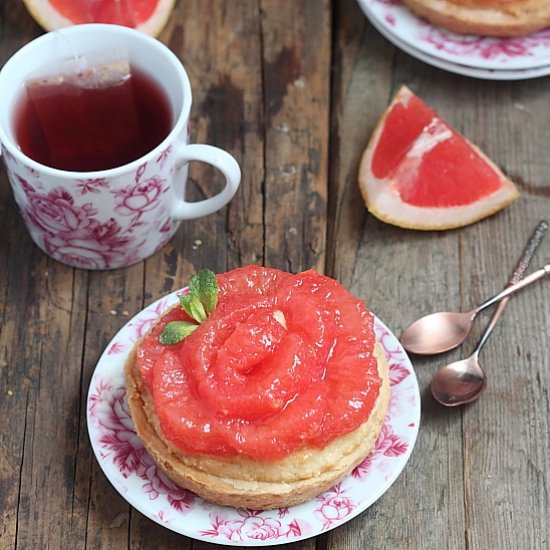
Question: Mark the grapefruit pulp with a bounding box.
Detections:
[359,86,519,230]
[22,0,175,36]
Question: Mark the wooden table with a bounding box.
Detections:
[1,1,549,548]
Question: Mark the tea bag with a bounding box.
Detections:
[25,49,141,171]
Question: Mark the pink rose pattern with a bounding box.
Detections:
[156,146,172,169]
[77,178,109,195]
[200,510,302,542]
[351,324,413,481]
[315,485,356,530]
[420,26,550,61]
[89,379,196,513]
[3,152,176,269]
[126,297,170,342]
[88,308,419,543]
[113,175,168,216]
[370,0,550,61]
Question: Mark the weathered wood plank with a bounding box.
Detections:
[326,0,394,288]
[454,81,550,550]
[328,4,467,548]
[78,266,146,549]
[0,192,46,549]
[146,0,265,290]
[7,258,90,550]
[260,0,331,274]
[0,4,79,550]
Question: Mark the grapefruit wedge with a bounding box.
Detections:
[22,0,175,36]
[359,86,519,230]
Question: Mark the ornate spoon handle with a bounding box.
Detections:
[509,220,549,285]
[475,221,548,355]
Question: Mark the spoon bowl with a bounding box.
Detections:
[430,353,487,406]
[400,310,475,355]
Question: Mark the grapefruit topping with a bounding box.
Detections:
[359,86,519,230]
[137,266,381,461]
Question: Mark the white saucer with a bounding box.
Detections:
[87,289,420,546]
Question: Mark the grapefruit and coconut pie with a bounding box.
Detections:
[125,266,390,510]
[402,0,550,37]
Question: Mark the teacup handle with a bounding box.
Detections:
[172,143,241,220]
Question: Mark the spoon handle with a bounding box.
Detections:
[475,221,548,354]
[476,263,550,313]
[509,221,549,285]
[475,298,507,355]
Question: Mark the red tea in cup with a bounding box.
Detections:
[14,63,172,172]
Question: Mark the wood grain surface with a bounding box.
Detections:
[1,0,549,549]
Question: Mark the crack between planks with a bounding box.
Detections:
[84,461,93,550]
[325,0,338,278]
[14,390,30,550]
[462,410,471,550]
[141,258,147,310]
[315,531,329,550]
[82,272,93,550]
[127,507,132,550]
[258,0,268,268]
[458,232,472,550]
[71,269,90,521]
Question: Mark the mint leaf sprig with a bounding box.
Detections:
[159,269,219,345]
[158,321,198,345]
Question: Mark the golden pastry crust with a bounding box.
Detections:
[125,342,390,510]
[451,0,540,9]
[403,0,550,36]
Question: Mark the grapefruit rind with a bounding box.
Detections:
[22,0,175,36]
[358,86,520,231]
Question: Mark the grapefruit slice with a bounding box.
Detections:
[22,0,175,36]
[359,86,519,230]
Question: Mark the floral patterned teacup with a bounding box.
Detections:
[0,24,241,270]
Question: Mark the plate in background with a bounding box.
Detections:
[357,0,550,73]
[362,4,550,80]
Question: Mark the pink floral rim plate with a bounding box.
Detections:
[87,290,420,546]
[362,2,550,80]
[358,0,550,75]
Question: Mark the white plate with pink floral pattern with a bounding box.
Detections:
[87,289,420,546]
[358,0,550,71]
[364,3,550,80]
